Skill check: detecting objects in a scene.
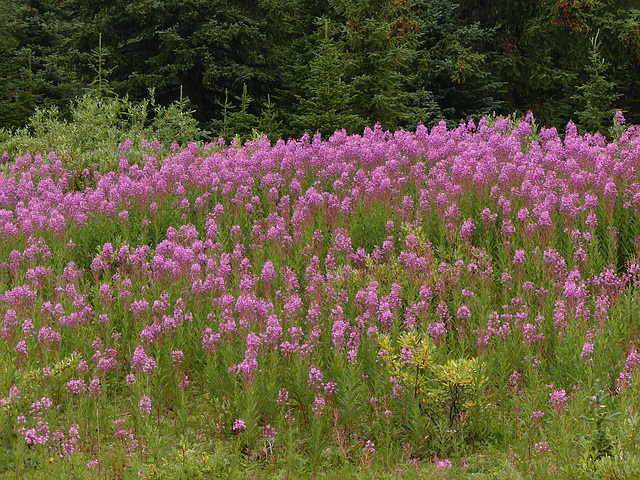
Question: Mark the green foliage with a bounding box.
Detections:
[150,87,208,146]
[329,0,422,130]
[257,94,283,140]
[411,0,505,127]
[0,93,205,172]
[0,0,84,129]
[378,332,488,433]
[574,30,621,134]
[293,18,365,137]
[1,0,640,138]
[580,380,620,462]
[226,84,259,143]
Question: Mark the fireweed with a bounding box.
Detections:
[1,113,640,477]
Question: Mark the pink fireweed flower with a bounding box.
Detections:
[264,424,277,440]
[459,217,475,241]
[535,441,551,455]
[617,350,640,391]
[435,458,452,471]
[427,322,447,344]
[66,378,87,395]
[390,376,404,398]
[0,385,21,406]
[399,346,414,366]
[312,395,325,415]
[139,395,151,418]
[233,418,246,430]
[362,440,376,454]
[581,341,594,364]
[88,378,101,398]
[513,249,526,266]
[171,350,184,369]
[131,345,156,375]
[277,389,289,405]
[457,304,471,322]
[436,302,450,321]
[260,261,276,284]
[549,389,568,415]
[14,339,28,355]
[308,366,324,391]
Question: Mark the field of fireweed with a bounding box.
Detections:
[1,113,640,479]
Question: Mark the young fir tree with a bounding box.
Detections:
[573,30,620,134]
[294,18,364,137]
[226,84,259,142]
[258,94,283,141]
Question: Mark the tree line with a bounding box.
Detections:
[1,0,639,141]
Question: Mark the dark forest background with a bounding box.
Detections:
[1,0,640,142]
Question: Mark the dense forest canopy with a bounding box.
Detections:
[1,0,639,140]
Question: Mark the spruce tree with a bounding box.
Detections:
[293,18,364,137]
[329,0,422,130]
[573,30,620,134]
[410,0,504,127]
[226,84,259,142]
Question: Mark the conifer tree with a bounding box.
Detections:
[226,84,259,142]
[258,94,283,140]
[329,0,421,130]
[293,18,364,137]
[410,0,504,127]
[574,30,620,134]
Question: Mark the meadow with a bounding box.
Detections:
[1,112,640,479]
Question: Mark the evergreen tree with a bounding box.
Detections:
[226,84,259,142]
[573,30,620,134]
[410,0,504,127]
[258,94,283,140]
[0,0,83,129]
[293,18,364,137]
[329,0,422,130]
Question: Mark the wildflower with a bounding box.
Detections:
[435,458,452,470]
[549,389,568,415]
[277,389,289,405]
[531,410,544,420]
[535,441,551,455]
[363,440,376,454]
[233,418,246,430]
[264,424,276,440]
[312,395,325,415]
[171,350,184,369]
[139,395,151,418]
[581,341,594,364]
